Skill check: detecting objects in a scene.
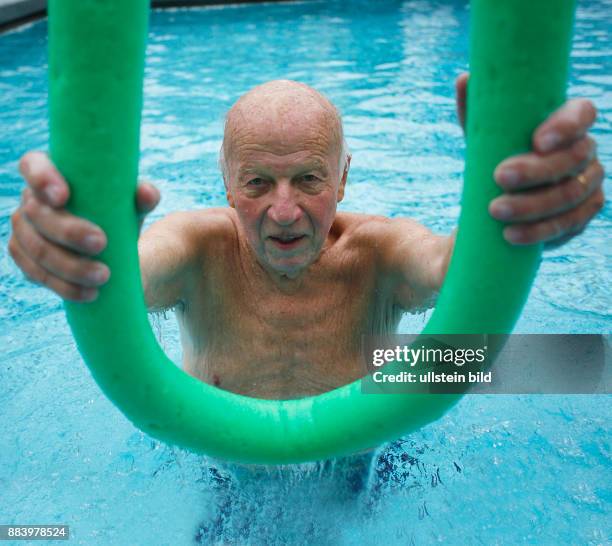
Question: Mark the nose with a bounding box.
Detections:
[267,182,303,226]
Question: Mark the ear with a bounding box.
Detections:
[224,178,236,208]
[337,154,351,203]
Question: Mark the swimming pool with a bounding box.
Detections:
[1,0,610,544]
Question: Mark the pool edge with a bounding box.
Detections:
[0,0,305,33]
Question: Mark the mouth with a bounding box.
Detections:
[268,234,307,250]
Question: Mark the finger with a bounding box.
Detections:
[136,182,160,215]
[20,187,32,206]
[533,99,597,153]
[490,159,604,222]
[543,224,587,250]
[455,72,469,132]
[502,187,604,246]
[12,211,110,288]
[8,236,100,302]
[495,135,596,190]
[18,151,69,208]
[21,193,107,255]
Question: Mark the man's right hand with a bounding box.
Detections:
[8,151,160,302]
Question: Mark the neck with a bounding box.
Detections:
[239,237,310,293]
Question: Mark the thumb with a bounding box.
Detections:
[456,72,469,133]
[136,181,160,229]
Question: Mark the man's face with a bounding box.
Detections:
[224,101,347,278]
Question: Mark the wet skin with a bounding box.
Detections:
[8,79,605,399]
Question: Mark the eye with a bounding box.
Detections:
[301,174,319,183]
[247,177,266,187]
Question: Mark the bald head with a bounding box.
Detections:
[219,80,348,183]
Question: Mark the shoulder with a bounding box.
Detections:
[329,212,437,283]
[333,211,389,244]
[178,207,239,258]
[140,207,238,264]
[164,207,236,238]
[333,211,435,259]
[143,207,234,233]
[334,211,448,305]
[173,207,237,240]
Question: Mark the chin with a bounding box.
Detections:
[270,261,308,277]
[266,254,312,277]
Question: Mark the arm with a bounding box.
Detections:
[138,211,203,312]
[377,218,455,311]
[9,151,216,312]
[138,208,236,312]
[384,76,604,311]
[9,152,160,303]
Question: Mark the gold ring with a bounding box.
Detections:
[577,173,588,187]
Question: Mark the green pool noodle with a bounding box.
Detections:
[48,0,576,464]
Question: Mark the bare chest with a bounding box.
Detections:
[221,275,372,365]
[182,269,378,397]
[177,246,395,398]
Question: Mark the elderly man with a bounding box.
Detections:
[9,78,604,402]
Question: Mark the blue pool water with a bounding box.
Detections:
[1,1,610,544]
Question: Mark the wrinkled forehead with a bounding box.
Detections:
[223,85,343,166]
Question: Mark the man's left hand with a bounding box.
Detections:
[456,72,605,248]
